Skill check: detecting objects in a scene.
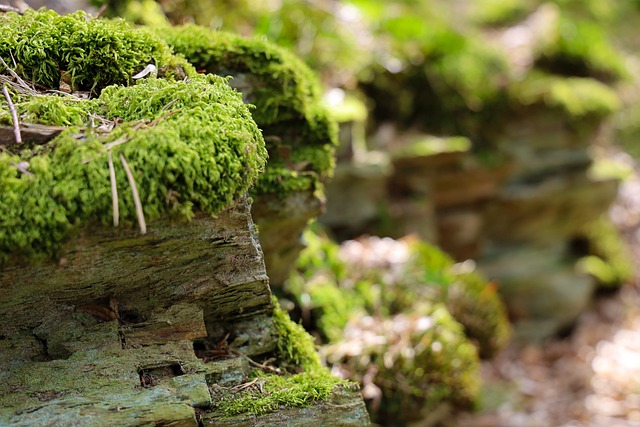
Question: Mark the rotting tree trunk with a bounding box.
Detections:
[0,197,369,426]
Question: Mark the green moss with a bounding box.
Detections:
[211,298,349,417]
[537,15,628,81]
[391,135,471,159]
[288,227,510,357]
[0,9,193,93]
[509,72,621,119]
[577,216,634,289]
[215,370,347,416]
[0,75,266,264]
[272,297,322,371]
[447,272,511,358]
[155,24,338,196]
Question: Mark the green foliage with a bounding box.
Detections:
[156,24,338,196]
[390,135,471,159]
[215,370,347,416]
[272,297,322,371]
[0,9,192,93]
[0,75,267,264]
[447,272,511,358]
[509,72,621,119]
[577,216,634,289]
[289,226,511,357]
[537,14,628,81]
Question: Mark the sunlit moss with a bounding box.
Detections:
[0,9,193,93]
[509,72,621,119]
[211,299,350,417]
[156,24,337,196]
[0,75,266,264]
[214,370,349,416]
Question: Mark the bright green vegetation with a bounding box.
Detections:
[272,297,322,371]
[0,9,193,93]
[390,136,471,159]
[289,227,510,357]
[363,306,480,422]
[156,25,338,197]
[577,216,634,289]
[536,14,628,81]
[214,299,348,417]
[285,225,509,421]
[215,370,349,416]
[0,73,266,264]
[509,72,621,119]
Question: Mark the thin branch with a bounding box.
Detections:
[147,109,179,128]
[2,84,21,144]
[119,153,146,235]
[0,56,35,95]
[11,161,33,177]
[230,349,282,374]
[0,4,23,14]
[108,150,119,227]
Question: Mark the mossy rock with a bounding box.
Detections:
[508,71,621,120]
[0,74,266,264]
[0,9,192,93]
[283,225,510,422]
[288,227,511,358]
[324,309,480,425]
[156,24,338,197]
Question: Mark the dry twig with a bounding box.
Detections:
[0,4,22,14]
[230,349,282,375]
[0,56,35,95]
[108,150,119,227]
[119,153,146,234]
[2,84,21,144]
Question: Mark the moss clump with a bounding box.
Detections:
[215,370,348,416]
[289,227,511,357]
[272,296,322,371]
[212,299,348,417]
[509,72,621,119]
[284,225,509,422]
[155,24,338,196]
[0,75,266,264]
[325,308,480,424]
[536,14,628,81]
[0,9,193,93]
[577,216,634,289]
[390,135,472,159]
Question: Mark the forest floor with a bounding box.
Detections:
[453,150,640,427]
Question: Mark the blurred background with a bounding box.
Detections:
[5,0,640,425]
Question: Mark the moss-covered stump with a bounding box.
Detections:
[157,25,339,288]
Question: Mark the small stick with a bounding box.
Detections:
[2,84,21,144]
[108,150,119,227]
[0,56,34,95]
[230,349,282,374]
[119,153,146,234]
[0,4,22,14]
